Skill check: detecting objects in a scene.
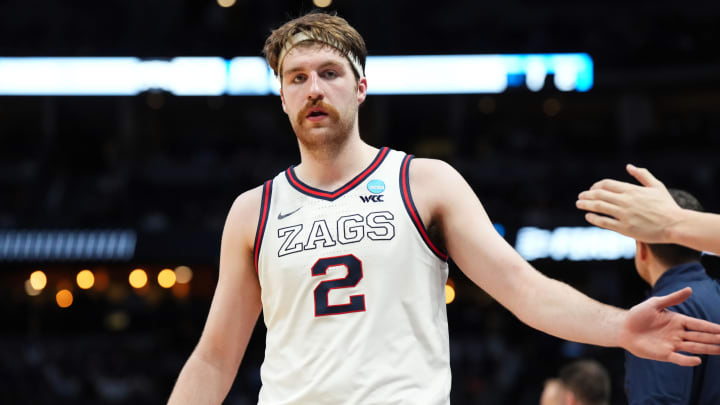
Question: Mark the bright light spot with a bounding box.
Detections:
[56,289,73,308]
[0,54,593,95]
[129,269,148,289]
[217,0,236,7]
[366,55,508,94]
[174,265,193,284]
[76,269,95,289]
[515,226,635,261]
[525,58,547,92]
[313,0,333,7]
[30,270,47,290]
[25,279,41,296]
[158,269,176,289]
[554,63,577,91]
[445,284,456,304]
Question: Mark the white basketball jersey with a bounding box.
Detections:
[253,147,451,404]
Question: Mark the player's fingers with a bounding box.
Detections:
[652,287,692,309]
[682,315,720,334]
[589,179,635,193]
[682,331,720,346]
[626,164,664,188]
[675,341,720,356]
[666,352,702,367]
[577,189,625,205]
[583,212,623,231]
[575,199,623,218]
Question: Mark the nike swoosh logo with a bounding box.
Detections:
[278,207,302,220]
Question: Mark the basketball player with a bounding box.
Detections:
[168,12,720,404]
[577,164,720,255]
[623,189,720,404]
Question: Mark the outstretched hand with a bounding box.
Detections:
[576,164,681,243]
[620,287,720,366]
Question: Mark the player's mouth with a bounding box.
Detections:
[306,108,329,121]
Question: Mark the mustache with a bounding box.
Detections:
[296,99,340,123]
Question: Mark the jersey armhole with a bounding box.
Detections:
[253,179,274,274]
[399,155,449,262]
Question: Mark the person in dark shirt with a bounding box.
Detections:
[625,189,720,404]
[540,359,610,405]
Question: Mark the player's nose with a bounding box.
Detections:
[307,71,324,101]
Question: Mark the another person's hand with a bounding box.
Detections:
[576,164,683,243]
[619,287,720,366]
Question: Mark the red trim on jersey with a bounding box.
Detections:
[285,147,390,201]
[400,155,449,261]
[253,180,273,274]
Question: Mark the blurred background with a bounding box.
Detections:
[1,0,719,403]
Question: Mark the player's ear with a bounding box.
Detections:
[280,87,288,114]
[564,391,578,405]
[357,77,367,105]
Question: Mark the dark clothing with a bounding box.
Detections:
[625,261,720,405]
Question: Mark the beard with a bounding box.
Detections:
[291,98,357,154]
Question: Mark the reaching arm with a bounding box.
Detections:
[576,164,720,255]
[409,158,720,366]
[168,186,264,405]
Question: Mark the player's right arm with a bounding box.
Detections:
[167,185,264,405]
[410,158,720,366]
[577,164,720,255]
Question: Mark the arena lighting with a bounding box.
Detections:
[514,226,636,261]
[25,279,42,296]
[313,0,333,8]
[76,269,95,290]
[174,265,193,284]
[445,279,456,304]
[29,270,48,290]
[157,268,176,288]
[0,229,136,261]
[0,57,227,95]
[0,54,593,95]
[129,269,148,289]
[56,289,74,308]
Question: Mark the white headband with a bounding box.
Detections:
[277,32,365,79]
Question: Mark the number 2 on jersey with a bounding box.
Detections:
[312,254,365,316]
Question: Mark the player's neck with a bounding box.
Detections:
[646,259,671,288]
[295,136,378,191]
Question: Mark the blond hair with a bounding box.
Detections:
[263,12,367,79]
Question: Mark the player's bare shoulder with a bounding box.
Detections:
[224,184,266,251]
[408,158,465,196]
[408,158,460,184]
[407,157,465,225]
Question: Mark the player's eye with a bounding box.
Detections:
[322,70,338,79]
[291,74,307,83]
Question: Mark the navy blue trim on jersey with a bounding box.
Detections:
[285,147,390,201]
[399,155,449,261]
[253,180,273,274]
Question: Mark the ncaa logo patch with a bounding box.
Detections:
[367,179,385,194]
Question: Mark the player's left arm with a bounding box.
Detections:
[409,158,720,366]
